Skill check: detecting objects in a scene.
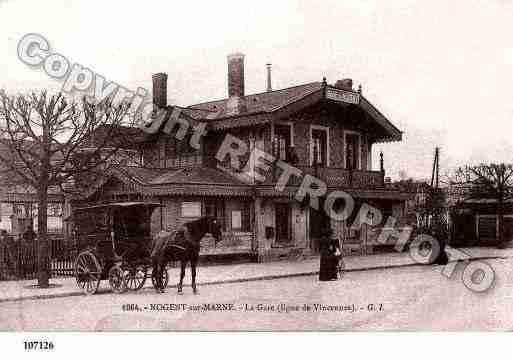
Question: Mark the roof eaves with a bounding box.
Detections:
[110,166,148,186]
[359,95,402,141]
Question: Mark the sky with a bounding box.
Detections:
[1,0,512,181]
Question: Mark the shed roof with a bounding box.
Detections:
[73,201,162,212]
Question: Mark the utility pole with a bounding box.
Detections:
[431,147,439,189]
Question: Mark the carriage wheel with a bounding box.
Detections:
[74,251,101,295]
[125,265,147,291]
[108,265,127,293]
[151,267,169,289]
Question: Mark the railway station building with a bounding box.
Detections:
[80,53,412,261]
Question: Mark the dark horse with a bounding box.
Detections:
[151,216,222,294]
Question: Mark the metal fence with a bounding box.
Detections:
[0,236,76,281]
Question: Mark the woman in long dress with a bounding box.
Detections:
[319,230,341,281]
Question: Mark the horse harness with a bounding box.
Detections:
[165,228,195,252]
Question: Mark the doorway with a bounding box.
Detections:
[345,133,359,170]
[275,203,291,244]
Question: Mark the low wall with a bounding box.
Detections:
[200,232,253,255]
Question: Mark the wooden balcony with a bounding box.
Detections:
[179,154,385,190]
[264,165,385,189]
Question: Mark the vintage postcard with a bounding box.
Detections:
[1,1,512,350]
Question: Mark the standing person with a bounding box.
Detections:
[319,228,340,281]
[21,226,37,278]
[431,216,448,265]
[23,226,36,242]
[4,232,17,279]
[0,231,16,279]
[151,228,178,294]
[433,232,448,265]
[287,146,299,165]
[151,231,166,294]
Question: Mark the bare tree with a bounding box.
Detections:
[452,163,513,248]
[0,91,131,287]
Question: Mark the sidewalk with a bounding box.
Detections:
[1,246,512,303]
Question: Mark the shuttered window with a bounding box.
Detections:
[478,216,496,239]
[181,202,201,218]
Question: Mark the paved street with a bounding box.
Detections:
[2,246,510,303]
[1,257,512,331]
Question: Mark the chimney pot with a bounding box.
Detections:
[266,63,272,92]
[152,73,168,108]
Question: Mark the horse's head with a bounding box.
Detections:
[184,216,222,244]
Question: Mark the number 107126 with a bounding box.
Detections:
[24,341,54,350]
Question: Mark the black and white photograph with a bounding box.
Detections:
[1,1,513,354]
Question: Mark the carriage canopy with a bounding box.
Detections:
[72,202,162,241]
[72,202,164,295]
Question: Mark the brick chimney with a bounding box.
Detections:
[226,53,246,115]
[228,53,245,97]
[152,72,168,108]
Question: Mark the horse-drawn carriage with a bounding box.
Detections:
[72,202,168,295]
